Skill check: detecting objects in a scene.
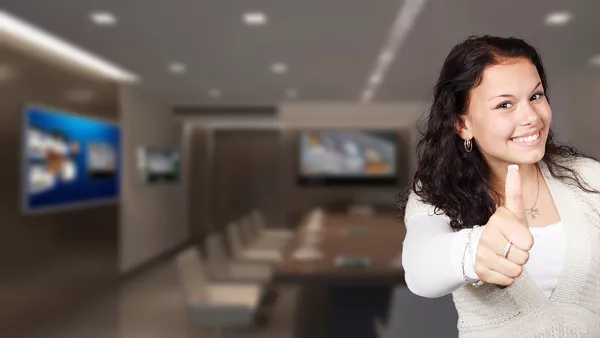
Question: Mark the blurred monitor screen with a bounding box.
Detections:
[298,130,398,186]
[23,106,120,213]
[137,148,180,183]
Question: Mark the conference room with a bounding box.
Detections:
[1,1,599,338]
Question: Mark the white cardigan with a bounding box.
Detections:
[403,157,600,337]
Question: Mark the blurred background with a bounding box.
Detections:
[1,1,598,337]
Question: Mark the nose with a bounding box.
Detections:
[519,101,540,126]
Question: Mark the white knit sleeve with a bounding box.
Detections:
[402,191,475,298]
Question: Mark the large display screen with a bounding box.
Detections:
[298,130,398,185]
[22,106,120,213]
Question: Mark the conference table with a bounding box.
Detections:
[274,212,406,338]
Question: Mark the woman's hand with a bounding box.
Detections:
[475,165,534,286]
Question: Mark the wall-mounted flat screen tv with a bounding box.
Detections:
[137,148,180,183]
[298,130,398,186]
[22,105,120,213]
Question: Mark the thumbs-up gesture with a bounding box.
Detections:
[474,165,535,286]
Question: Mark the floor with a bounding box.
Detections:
[28,261,299,338]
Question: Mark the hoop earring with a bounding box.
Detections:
[464,138,473,153]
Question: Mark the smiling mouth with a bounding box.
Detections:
[510,131,541,145]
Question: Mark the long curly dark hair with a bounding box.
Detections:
[397,35,598,231]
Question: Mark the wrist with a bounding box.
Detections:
[462,225,485,286]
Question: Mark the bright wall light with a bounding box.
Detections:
[0,10,138,82]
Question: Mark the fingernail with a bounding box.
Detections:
[508,164,519,172]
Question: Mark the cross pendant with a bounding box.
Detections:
[526,208,540,219]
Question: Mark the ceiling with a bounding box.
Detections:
[1,0,599,106]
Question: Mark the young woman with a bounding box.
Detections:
[398,35,600,337]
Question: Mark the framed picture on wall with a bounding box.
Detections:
[136,147,180,184]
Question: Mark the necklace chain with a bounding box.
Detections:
[525,169,540,219]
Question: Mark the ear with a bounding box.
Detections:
[455,114,472,140]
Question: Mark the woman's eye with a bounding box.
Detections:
[531,92,545,101]
[496,101,513,109]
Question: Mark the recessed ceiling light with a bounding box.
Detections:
[90,11,117,26]
[0,10,137,82]
[243,12,267,26]
[168,62,186,74]
[285,89,298,98]
[358,0,426,102]
[271,62,288,74]
[589,55,600,67]
[378,49,395,65]
[209,89,222,98]
[369,73,383,86]
[545,11,572,26]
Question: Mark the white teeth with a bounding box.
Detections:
[512,132,539,143]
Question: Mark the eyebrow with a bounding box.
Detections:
[488,82,542,101]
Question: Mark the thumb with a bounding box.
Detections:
[505,164,528,226]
